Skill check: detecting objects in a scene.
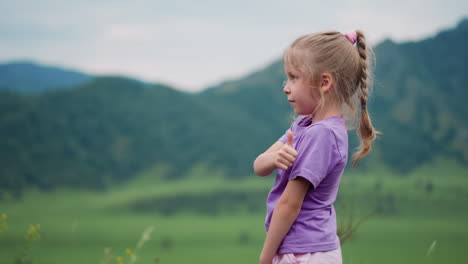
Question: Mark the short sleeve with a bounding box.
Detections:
[288,124,336,189]
[278,130,289,144]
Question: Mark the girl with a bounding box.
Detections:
[253,30,378,264]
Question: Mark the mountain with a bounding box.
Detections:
[0,61,94,93]
[0,19,467,193]
[0,76,272,192]
[370,18,468,170]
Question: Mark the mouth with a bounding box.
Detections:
[288,100,295,103]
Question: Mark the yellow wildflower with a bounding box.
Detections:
[125,248,135,256]
[25,224,41,241]
[1,214,6,221]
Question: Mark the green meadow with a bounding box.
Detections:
[1,158,467,264]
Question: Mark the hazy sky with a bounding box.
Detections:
[1,0,467,92]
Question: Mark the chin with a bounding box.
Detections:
[295,110,312,116]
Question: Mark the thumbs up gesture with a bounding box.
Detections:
[274,130,298,170]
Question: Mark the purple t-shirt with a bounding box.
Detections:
[265,115,348,254]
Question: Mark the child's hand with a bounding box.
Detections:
[274,130,297,170]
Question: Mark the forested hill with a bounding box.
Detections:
[1,19,467,193]
[0,77,272,191]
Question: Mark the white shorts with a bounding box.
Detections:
[272,246,343,264]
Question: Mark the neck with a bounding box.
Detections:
[311,103,342,124]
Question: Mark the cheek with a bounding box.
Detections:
[295,96,318,115]
[309,86,321,100]
[301,88,321,112]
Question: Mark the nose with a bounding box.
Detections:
[283,84,291,94]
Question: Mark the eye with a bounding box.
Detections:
[288,72,297,80]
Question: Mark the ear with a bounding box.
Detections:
[320,73,334,93]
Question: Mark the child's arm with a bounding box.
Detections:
[259,177,310,264]
[253,131,297,176]
[253,141,284,176]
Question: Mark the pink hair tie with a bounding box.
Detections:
[345,31,357,44]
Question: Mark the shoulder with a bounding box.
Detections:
[304,116,347,141]
[300,123,344,158]
[303,122,335,140]
[294,123,335,151]
[304,121,348,161]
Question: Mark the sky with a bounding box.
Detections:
[1,0,467,92]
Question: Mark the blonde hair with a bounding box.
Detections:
[283,30,379,167]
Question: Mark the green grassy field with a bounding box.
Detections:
[1,159,467,264]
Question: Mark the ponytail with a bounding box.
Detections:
[351,30,380,167]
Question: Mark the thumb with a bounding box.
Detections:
[286,130,294,147]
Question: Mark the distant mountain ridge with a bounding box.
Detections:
[0,61,94,93]
[0,18,467,192]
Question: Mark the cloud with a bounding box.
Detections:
[0,0,467,91]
